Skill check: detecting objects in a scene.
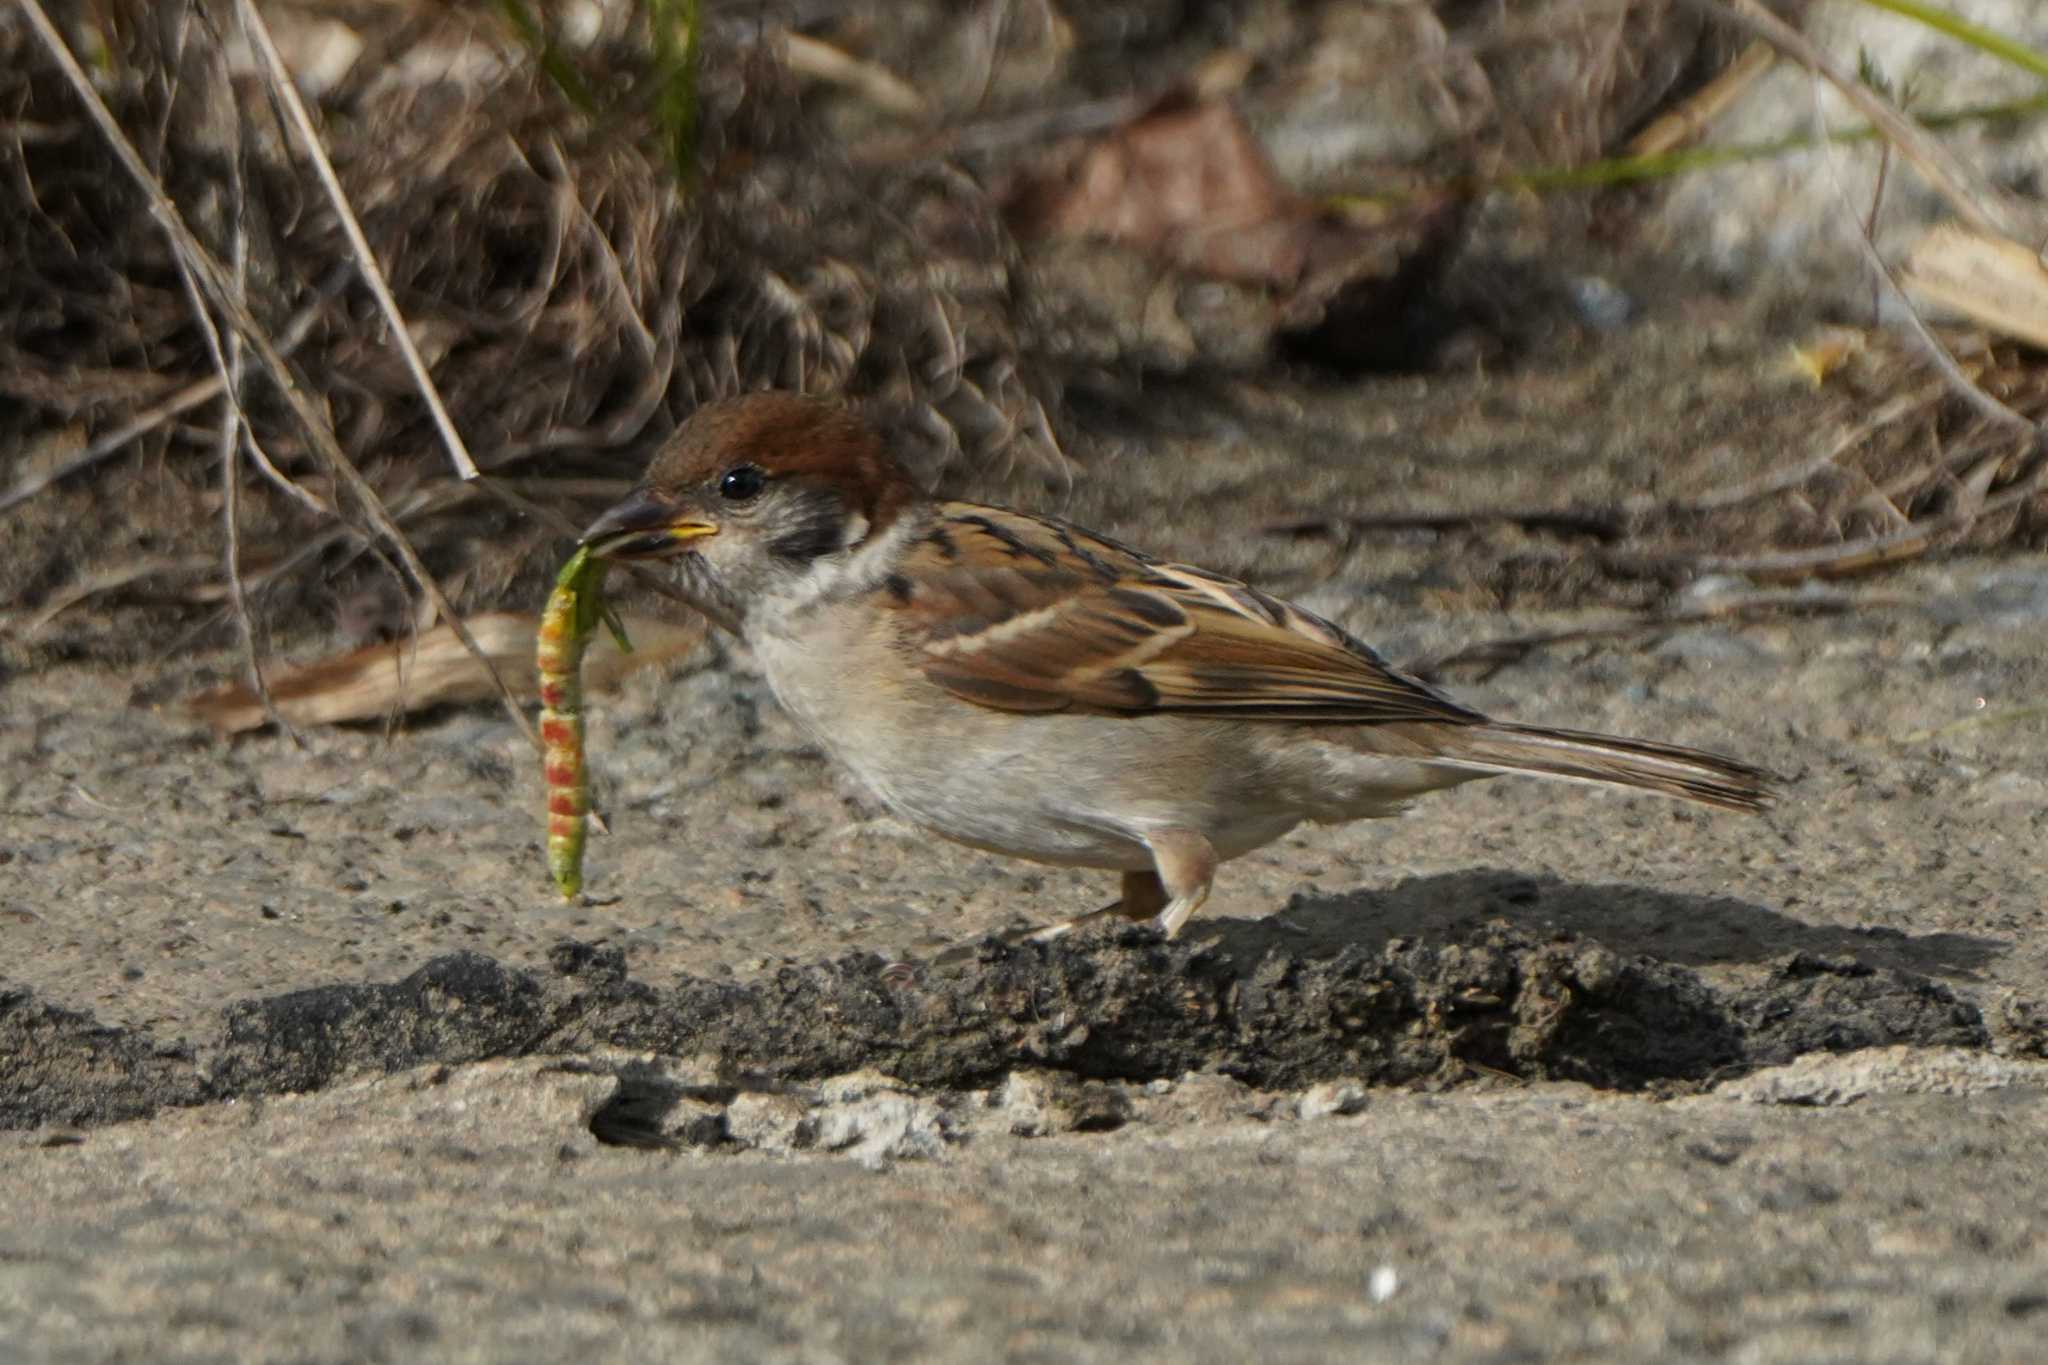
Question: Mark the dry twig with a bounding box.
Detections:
[1801,76,2038,441]
[1625,39,1778,156]
[231,0,481,483]
[1684,0,2048,243]
[779,30,927,119]
[18,0,539,753]
[0,298,327,516]
[1407,589,1911,683]
[177,207,301,744]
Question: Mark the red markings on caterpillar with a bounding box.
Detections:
[537,545,631,898]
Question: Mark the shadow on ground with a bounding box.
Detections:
[1197,869,2007,982]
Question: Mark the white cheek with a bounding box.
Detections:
[838,513,869,549]
[698,537,741,573]
[749,512,918,635]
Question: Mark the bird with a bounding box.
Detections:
[580,391,1771,942]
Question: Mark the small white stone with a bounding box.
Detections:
[1297,1080,1369,1120]
[1710,1047,2047,1106]
[990,1070,1062,1137]
[725,1092,808,1153]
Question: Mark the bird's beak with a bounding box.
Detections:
[579,490,718,560]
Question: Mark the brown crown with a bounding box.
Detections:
[645,392,916,528]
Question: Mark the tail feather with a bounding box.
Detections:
[1433,722,1773,813]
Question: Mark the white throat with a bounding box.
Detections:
[749,509,919,639]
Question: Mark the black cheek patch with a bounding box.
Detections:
[769,502,850,564]
[884,572,915,603]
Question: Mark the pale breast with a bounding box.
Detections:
[744,575,1484,871]
[747,612,1304,866]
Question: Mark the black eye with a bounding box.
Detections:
[718,465,766,502]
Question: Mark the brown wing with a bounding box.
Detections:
[884,505,1483,726]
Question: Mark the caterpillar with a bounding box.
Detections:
[536,545,631,899]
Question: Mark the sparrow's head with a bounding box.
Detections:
[581,392,916,626]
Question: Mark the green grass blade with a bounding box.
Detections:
[1324,91,2048,204]
[646,0,704,181]
[1850,0,2048,84]
[492,0,598,112]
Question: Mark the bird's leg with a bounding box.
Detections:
[1142,828,1216,939]
[1019,869,1162,944]
[1025,828,1215,942]
[899,870,1146,975]
[906,872,1149,973]
[1112,868,1169,921]
[912,834,1216,975]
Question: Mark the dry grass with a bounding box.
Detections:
[0,0,1059,660]
[2,0,2041,691]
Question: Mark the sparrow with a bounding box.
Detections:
[581,392,1771,941]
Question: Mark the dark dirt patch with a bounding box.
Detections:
[0,987,204,1129]
[209,951,552,1097]
[0,922,1988,1133]
[1731,953,1990,1063]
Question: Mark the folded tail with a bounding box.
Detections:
[1431,722,1773,813]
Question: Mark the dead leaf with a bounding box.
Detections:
[1006,94,1377,291]
[1003,92,1464,368]
[1902,224,2048,351]
[181,610,704,735]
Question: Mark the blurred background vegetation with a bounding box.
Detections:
[2,0,2043,722]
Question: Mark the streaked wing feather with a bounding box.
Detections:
[894,505,1481,726]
